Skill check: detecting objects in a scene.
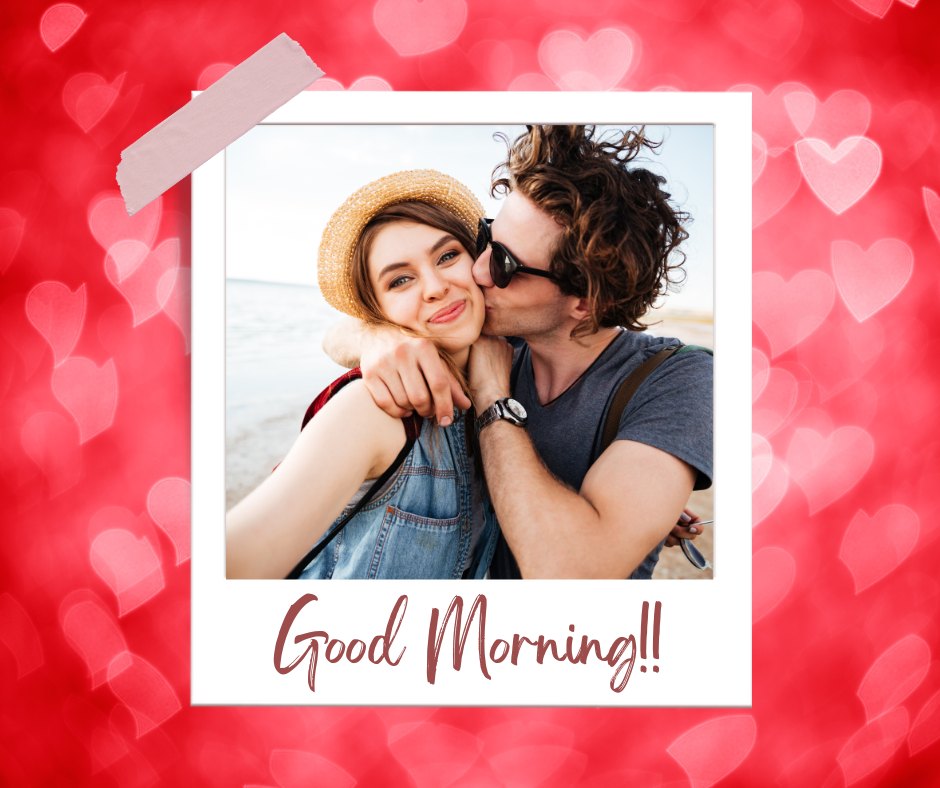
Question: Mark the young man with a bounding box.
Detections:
[327,125,712,579]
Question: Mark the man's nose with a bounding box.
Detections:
[473,248,494,288]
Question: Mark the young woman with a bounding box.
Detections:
[226,170,499,579]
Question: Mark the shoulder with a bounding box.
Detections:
[302,379,407,474]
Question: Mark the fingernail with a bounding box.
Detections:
[688,526,698,534]
[679,512,691,523]
[440,417,452,427]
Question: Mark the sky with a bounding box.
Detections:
[225,123,714,314]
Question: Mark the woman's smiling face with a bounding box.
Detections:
[367,221,485,357]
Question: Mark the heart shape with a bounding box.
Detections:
[40,3,86,51]
[857,634,930,722]
[831,238,914,322]
[795,136,882,215]
[20,411,82,497]
[753,270,835,358]
[147,477,190,565]
[104,238,180,326]
[753,366,799,437]
[839,504,919,594]
[106,653,180,737]
[59,593,129,688]
[753,449,790,526]
[796,316,884,401]
[733,81,812,153]
[51,356,118,443]
[25,280,86,365]
[0,206,26,274]
[538,28,636,90]
[909,690,940,756]
[784,89,871,145]
[61,72,125,133]
[87,191,162,253]
[373,0,468,56]
[922,187,940,245]
[882,100,934,170]
[667,714,757,788]
[89,529,164,616]
[753,148,802,228]
[752,546,796,623]
[837,708,908,786]
[786,426,874,514]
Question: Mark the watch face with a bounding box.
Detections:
[505,399,527,420]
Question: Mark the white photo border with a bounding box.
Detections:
[192,92,751,706]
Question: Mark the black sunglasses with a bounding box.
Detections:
[475,218,561,289]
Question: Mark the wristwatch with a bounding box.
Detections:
[476,398,528,431]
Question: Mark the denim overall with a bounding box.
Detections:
[298,414,499,579]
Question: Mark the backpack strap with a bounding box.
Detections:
[285,369,422,579]
[598,343,712,456]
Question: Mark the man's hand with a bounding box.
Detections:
[360,326,469,425]
[665,508,704,547]
[468,336,514,411]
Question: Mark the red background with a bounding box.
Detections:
[2,0,940,785]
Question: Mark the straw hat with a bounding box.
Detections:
[318,169,485,318]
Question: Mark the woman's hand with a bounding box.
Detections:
[360,325,470,425]
[468,336,514,411]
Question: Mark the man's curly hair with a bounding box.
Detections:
[491,125,689,335]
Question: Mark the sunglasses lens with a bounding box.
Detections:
[490,246,513,288]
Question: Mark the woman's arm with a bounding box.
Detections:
[225,381,406,579]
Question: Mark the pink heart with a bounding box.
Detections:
[784,89,871,145]
[839,504,919,594]
[87,190,162,253]
[20,411,82,497]
[752,546,796,623]
[666,714,757,788]
[104,238,180,326]
[51,356,118,443]
[61,72,125,133]
[831,238,913,322]
[147,477,190,565]
[716,0,803,60]
[59,592,130,688]
[158,266,190,353]
[858,634,930,722]
[373,0,468,56]
[753,270,835,357]
[269,750,356,788]
[733,81,812,152]
[539,28,636,90]
[753,367,799,437]
[795,136,882,215]
[753,148,802,228]
[786,426,874,514]
[388,723,482,786]
[40,3,86,51]
[849,0,894,18]
[922,187,940,245]
[837,707,909,785]
[89,529,164,616]
[0,206,26,274]
[106,653,180,737]
[0,592,44,679]
[796,317,884,401]
[25,280,85,365]
[909,690,940,756]
[753,444,789,526]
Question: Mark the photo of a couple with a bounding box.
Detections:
[225,124,713,581]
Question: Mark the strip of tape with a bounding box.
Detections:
[116,33,323,215]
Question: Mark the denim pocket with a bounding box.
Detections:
[368,505,465,579]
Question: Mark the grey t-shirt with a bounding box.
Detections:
[490,329,713,579]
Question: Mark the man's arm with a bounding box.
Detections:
[321,318,470,422]
[469,335,696,578]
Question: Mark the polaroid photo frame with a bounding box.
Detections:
[192,92,751,706]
